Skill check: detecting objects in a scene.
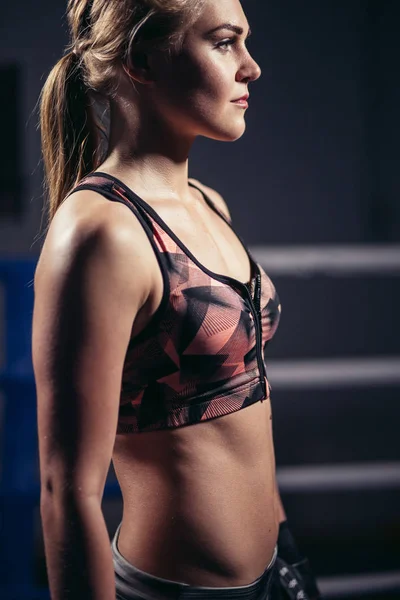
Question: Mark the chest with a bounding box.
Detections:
[150,197,252,285]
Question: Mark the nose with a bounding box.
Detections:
[236,51,262,84]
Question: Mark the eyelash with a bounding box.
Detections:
[216,38,236,51]
[216,37,250,52]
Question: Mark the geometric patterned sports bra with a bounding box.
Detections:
[67,172,281,434]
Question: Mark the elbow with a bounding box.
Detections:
[40,473,104,509]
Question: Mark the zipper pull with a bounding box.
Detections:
[260,374,267,400]
[260,376,271,401]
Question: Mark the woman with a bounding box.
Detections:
[33,0,322,598]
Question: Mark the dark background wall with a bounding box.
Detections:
[0,0,399,251]
[0,1,399,598]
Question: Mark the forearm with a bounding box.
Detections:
[40,494,116,600]
[274,476,302,560]
[274,476,287,524]
[274,478,322,599]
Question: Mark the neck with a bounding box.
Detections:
[99,96,197,200]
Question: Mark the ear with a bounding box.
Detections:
[123,50,155,85]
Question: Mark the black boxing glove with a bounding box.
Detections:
[277,520,322,600]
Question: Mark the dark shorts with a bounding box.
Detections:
[111,522,278,600]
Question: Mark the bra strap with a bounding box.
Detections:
[188,180,259,284]
[188,181,232,226]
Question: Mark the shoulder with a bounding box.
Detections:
[42,189,151,265]
[188,178,232,224]
[34,189,153,307]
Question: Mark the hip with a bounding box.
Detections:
[111,521,278,600]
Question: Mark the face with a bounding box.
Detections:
[144,0,262,142]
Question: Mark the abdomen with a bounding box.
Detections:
[112,397,278,587]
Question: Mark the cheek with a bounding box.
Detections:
[158,50,233,110]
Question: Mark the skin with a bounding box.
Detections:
[34,0,286,594]
[100,0,261,200]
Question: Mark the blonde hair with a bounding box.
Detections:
[39,0,206,225]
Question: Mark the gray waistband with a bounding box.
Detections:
[111,522,277,599]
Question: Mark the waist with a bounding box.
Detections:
[115,463,278,585]
[112,397,278,584]
[112,519,278,597]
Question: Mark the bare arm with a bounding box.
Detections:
[275,479,287,524]
[33,191,152,600]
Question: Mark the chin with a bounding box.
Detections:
[203,121,247,142]
[217,127,246,143]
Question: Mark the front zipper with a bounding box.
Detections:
[244,272,268,399]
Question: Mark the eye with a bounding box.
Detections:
[216,38,236,52]
[215,37,251,53]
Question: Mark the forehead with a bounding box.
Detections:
[192,0,249,34]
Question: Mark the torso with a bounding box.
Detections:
[106,173,279,586]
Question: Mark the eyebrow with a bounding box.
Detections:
[206,23,252,38]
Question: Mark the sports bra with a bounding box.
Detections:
[67,172,281,433]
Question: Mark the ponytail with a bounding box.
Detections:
[39,50,98,225]
[38,0,207,229]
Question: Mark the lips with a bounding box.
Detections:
[232,93,249,102]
